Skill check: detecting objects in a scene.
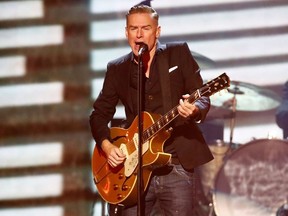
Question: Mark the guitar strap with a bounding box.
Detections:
[157,44,173,113]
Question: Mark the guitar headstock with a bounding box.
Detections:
[201,73,230,97]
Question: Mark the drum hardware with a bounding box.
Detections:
[276,201,288,216]
[227,84,238,150]
[201,82,283,215]
[199,139,231,204]
[208,80,282,159]
[209,80,281,149]
[213,139,288,216]
[210,81,281,112]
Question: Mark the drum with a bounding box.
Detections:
[199,140,231,201]
[213,139,288,216]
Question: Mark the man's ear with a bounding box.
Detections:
[156,26,161,39]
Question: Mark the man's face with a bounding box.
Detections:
[125,13,161,56]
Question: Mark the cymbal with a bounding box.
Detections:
[191,51,216,69]
[210,81,281,111]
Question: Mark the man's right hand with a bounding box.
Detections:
[101,139,126,168]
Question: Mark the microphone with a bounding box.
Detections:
[137,42,148,56]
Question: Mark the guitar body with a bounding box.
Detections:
[91,73,230,206]
[92,111,172,206]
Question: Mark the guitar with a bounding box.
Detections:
[92,73,230,206]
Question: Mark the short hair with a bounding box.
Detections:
[126,5,159,25]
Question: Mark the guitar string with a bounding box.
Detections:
[94,160,111,184]
[142,74,229,142]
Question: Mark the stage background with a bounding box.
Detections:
[0,0,287,216]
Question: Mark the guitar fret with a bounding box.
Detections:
[165,115,170,123]
[143,129,150,138]
[151,126,155,134]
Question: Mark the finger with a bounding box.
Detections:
[180,99,190,112]
[107,158,115,167]
[115,148,126,158]
[108,151,125,166]
[182,94,189,99]
[178,99,195,118]
[108,157,120,168]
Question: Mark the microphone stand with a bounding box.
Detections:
[137,52,144,216]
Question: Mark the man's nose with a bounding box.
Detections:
[136,29,143,38]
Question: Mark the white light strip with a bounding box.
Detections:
[0,25,64,49]
[223,122,283,144]
[0,56,26,78]
[91,78,105,99]
[90,6,288,41]
[91,63,288,95]
[202,62,288,86]
[0,82,64,107]
[90,19,125,42]
[114,106,125,119]
[92,202,107,216]
[0,174,63,200]
[90,0,266,13]
[161,6,288,36]
[153,0,267,9]
[0,0,43,21]
[90,34,288,71]
[90,47,130,71]
[0,206,63,216]
[187,34,288,61]
[91,78,125,117]
[0,142,63,168]
[90,0,140,13]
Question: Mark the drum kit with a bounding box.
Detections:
[195,68,288,215]
[189,52,288,216]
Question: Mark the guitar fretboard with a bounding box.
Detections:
[142,72,230,142]
[143,92,200,142]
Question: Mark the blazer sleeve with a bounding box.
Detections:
[276,81,288,132]
[177,42,210,122]
[89,62,120,146]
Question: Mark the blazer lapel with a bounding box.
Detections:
[157,44,173,113]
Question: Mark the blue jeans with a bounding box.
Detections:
[118,164,196,216]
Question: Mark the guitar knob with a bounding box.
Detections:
[118,173,124,179]
[117,194,124,200]
[122,185,129,191]
[113,184,119,190]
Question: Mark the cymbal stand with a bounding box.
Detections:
[228,87,238,150]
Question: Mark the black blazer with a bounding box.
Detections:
[276,81,288,138]
[90,42,213,170]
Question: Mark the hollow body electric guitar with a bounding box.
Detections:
[92,73,230,207]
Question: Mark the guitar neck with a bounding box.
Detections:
[142,72,230,142]
[143,90,201,142]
